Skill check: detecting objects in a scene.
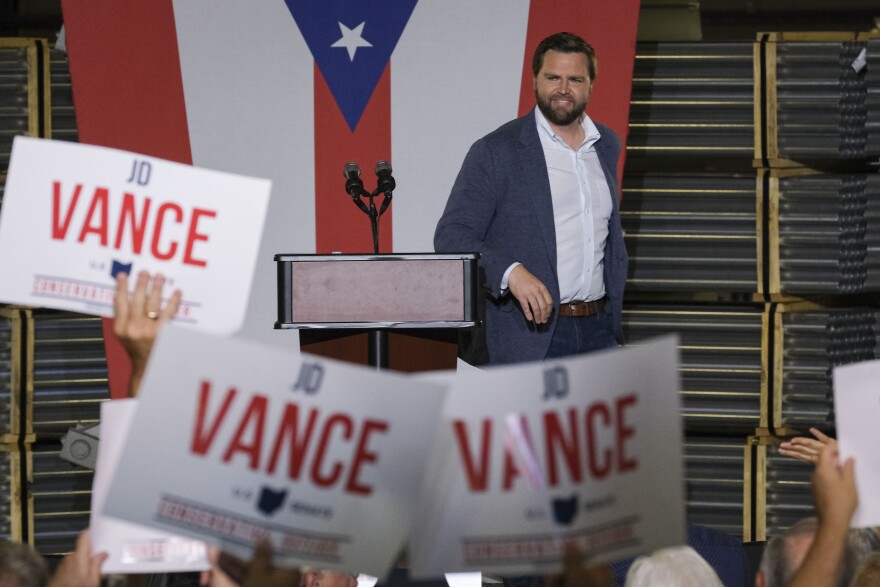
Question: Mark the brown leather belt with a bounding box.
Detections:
[558,298,606,318]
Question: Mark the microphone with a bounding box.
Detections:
[343,161,363,198]
[374,160,396,195]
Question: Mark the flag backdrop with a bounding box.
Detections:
[60,0,640,398]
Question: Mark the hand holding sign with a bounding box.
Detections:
[812,444,857,528]
[0,137,270,334]
[46,530,108,587]
[543,544,612,587]
[410,336,685,578]
[102,327,447,577]
[778,428,836,465]
[206,543,302,587]
[113,271,181,397]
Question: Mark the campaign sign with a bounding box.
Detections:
[101,325,447,577]
[834,359,880,528]
[0,136,270,334]
[410,336,685,578]
[91,399,209,574]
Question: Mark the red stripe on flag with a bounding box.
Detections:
[519,0,640,183]
[61,0,192,163]
[313,65,394,254]
[61,0,193,399]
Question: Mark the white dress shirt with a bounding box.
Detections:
[501,110,613,303]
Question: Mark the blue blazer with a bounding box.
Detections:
[434,109,628,364]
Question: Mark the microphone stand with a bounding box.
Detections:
[346,166,394,368]
[351,186,391,255]
[357,188,391,368]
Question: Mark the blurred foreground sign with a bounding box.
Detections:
[834,359,880,528]
[91,399,209,574]
[101,325,447,577]
[0,137,270,334]
[410,336,686,578]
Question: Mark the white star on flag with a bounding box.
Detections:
[331,21,373,61]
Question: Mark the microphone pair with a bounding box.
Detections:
[343,160,395,198]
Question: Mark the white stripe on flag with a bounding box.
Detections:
[391,0,530,253]
[173,0,315,345]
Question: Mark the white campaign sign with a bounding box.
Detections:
[410,336,685,578]
[0,137,270,334]
[834,359,880,528]
[91,399,209,574]
[101,325,448,578]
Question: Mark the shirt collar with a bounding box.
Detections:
[534,106,602,150]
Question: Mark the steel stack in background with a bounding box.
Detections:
[755,33,879,167]
[623,33,879,540]
[0,40,105,566]
[627,42,755,166]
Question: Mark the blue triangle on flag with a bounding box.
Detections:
[285,0,418,132]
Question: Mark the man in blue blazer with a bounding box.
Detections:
[434,32,628,365]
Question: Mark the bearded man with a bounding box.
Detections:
[435,32,628,364]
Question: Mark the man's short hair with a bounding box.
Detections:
[853,552,880,587]
[624,545,723,587]
[759,517,873,587]
[531,32,598,81]
[760,518,818,587]
[0,540,49,587]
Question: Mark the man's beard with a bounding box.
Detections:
[535,91,587,126]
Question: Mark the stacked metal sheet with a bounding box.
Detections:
[627,42,754,161]
[49,49,77,143]
[0,448,15,539]
[762,450,814,537]
[0,312,13,438]
[0,311,25,543]
[773,40,876,161]
[0,311,18,541]
[624,37,880,539]
[623,304,763,435]
[28,311,107,557]
[684,438,745,538]
[0,42,109,555]
[868,40,880,154]
[30,445,92,563]
[31,311,108,439]
[776,173,880,295]
[775,307,880,433]
[621,174,757,293]
[0,45,32,173]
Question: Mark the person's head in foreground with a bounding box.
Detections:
[624,545,722,587]
[0,541,49,587]
[301,569,357,587]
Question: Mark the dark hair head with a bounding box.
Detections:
[0,540,49,587]
[531,32,598,81]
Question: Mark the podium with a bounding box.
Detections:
[275,253,479,368]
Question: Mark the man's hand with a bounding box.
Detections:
[113,271,181,397]
[508,265,553,324]
[47,530,108,587]
[786,445,857,587]
[202,543,301,587]
[813,443,857,527]
[778,428,836,465]
[544,543,612,587]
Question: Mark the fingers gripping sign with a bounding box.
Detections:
[508,264,554,324]
[47,529,108,587]
[113,270,182,397]
[778,428,836,465]
[812,443,857,526]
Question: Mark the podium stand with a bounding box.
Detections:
[275,253,479,368]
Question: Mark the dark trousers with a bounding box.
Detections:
[544,311,617,359]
